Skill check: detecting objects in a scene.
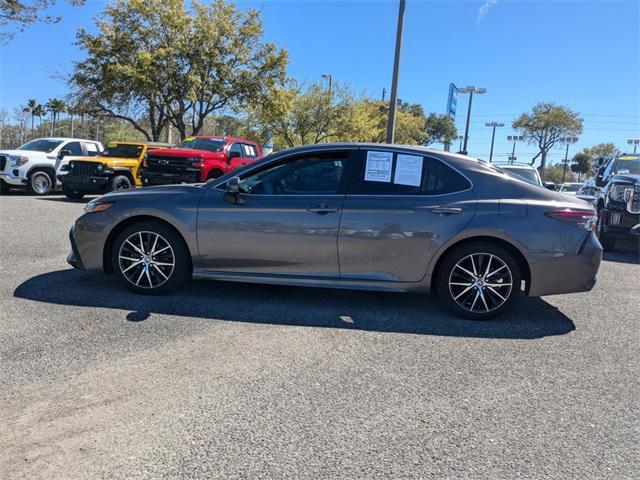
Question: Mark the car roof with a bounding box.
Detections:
[493,163,536,170]
[32,137,102,143]
[107,141,172,147]
[189,136,258,143]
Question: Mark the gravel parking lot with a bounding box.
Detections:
[1,192,638,480]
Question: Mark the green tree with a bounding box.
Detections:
[423,113,457,147]
[46,98,65,135]
[72,0,287,141]
[570,151,592,181]
[583,142,616,160]
[512,102,583,179]
[1,0,85,41]
[23,99,38,137]
[545,163,576,184]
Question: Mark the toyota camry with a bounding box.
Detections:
[67,143,602,320]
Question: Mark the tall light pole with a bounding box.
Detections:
[559,136,578,184]
[321,74,332,102]
[454,134,465,152]
[458,86,486,155]
[385,0,406,144]
[627,138,640,154]
[485,121,504,162]
[507,135,524,163]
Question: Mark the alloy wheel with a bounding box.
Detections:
[448,253,513,314]
[118,231,175,289]
[32,173,51,194]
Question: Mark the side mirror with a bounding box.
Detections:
[544,182,557,191]
[224,176,243,204]
[228,151,241,160]
[58,149,72,159]
[594,167,605,187]
[227,176,240,193]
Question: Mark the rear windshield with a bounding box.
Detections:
[177,138,225,153]
[500,166,541,186]
[18,139,63,153]
[103,144,144,158]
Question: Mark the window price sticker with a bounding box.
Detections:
[364,151,393,183]
[394,154,423,187]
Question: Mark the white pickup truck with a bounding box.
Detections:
[0,137,103,195]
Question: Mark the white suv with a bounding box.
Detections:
[0,137,103,195]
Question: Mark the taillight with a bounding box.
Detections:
[545,208,598,231]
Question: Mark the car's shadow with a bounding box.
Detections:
[602,240,640,265]
[14,269,576,340]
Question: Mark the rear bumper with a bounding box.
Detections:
[140,168,201,185]
[527,232,603,297]
[59,174,110,193]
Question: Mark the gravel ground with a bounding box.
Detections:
[1,192,638,480]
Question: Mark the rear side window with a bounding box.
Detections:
[242,144,258,157]
[356,150,470,195]
[84,142,100,156]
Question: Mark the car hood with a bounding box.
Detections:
[147,148,223,158]
[100,183,205,201]
[0,149,46,157]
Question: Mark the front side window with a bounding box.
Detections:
[357,151,470,195]
[64,142,84,156]
[229,143,244,156]
[85,142,100,156]
[239,152,349,195]
[18,139,63,153]
[103,143,144,158]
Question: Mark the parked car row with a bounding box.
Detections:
[0,136,263,197]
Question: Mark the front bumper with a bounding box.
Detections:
[140,168,200,186]
[67,226,85,270]
[0,169,28,186]
[527,232,603,297]
[602,208,640,239]
[59,173,110,193]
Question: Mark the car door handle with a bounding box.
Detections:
[307,204,340,214]
[428,207,463,216]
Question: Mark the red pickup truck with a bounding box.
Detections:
[140,136,262,186]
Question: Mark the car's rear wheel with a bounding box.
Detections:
[62,185,84,200]
[596,209,617,251]
[111,174,133,192]
[28,170,53,195]
[436,242,521,320]
[111,221,190,294]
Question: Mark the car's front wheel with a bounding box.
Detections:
[112,221,191,294]
[111,174,133,192]
[28,170,53,195]
[436,242,521,320]
[62,185,84,200]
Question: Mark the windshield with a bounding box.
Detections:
[615,155,640,175]
[177,138,225,153]
[500,166,541,186]
[560,183,581,193]
[103,144,144,158]
[18,139,63,153]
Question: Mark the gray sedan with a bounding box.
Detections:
[68,144,602,320]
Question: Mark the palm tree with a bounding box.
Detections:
[24,99,38,138]
[46,98,65,136]
[33,105,45,135]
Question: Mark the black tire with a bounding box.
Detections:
[206,169,224,180]
[0,179,9,195]
[111,220,191,295]
[111,174,133,192]
[436,241,521,320]
[596,209,617,251]
[62,185,84,200]
[27,170,53,195]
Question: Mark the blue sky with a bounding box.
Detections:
[1,0,638,163]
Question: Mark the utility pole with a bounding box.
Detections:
[454,134,465,153]
[507,135,523,163]
[458,86,486,155]
[559,136,578,184]
[485,122,504,162]
[627,138,639,154]
[385,0,406,144]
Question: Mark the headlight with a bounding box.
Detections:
[84,201,113,214]
[187,157,203,164]
[10,155,29,166]
[627,185,640,214]
[609,184,632,202]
